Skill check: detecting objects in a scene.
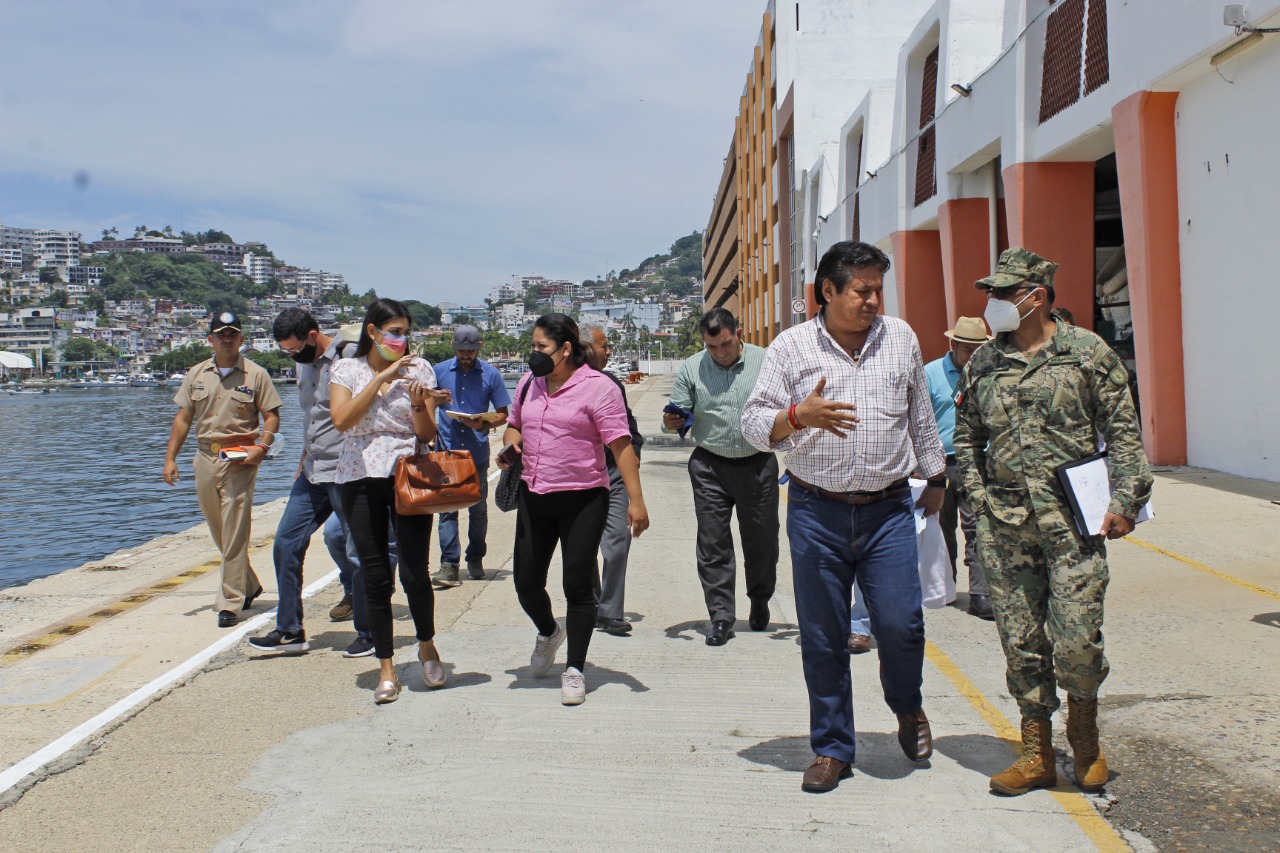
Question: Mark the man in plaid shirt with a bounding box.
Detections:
[741,241,947,793]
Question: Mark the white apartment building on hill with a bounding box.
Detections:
[708,0,1280,481]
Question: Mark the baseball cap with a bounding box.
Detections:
[210,311,242,334]
[975,247,1059,291]
[452,325,482,350]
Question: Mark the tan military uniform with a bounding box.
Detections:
[174,356,283,613]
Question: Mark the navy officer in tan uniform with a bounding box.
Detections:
[164,311,283,627]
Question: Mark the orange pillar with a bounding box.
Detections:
[938,198,994,326]
[889,230,949,363]
[1113,91,1187,465]
[1002,162,1095,331]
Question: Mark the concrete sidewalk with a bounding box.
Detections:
[1,374,1277,851]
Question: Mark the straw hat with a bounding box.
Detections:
[944,316,992,344]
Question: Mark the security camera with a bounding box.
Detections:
[1224,4,1246,27]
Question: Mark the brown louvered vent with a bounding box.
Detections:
[1039,0,1085,123]
[1039,0,1109,123]
[1084,0,1110,95]
[914,47,938,207]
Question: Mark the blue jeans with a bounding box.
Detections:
[850,579,871,637]
[437,455,489,565]
[787,483,925,765]
[272,474,370,641]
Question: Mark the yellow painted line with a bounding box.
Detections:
[925,640,1130,852]
[1123,536,1280,603]
[0,558,223,668]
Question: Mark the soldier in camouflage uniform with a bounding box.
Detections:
[953,247,1152,796]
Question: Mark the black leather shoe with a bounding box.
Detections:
[968,594,995,621]
[705,619,735,646]
[748,599,770,631]
[595,617,632,636]
[896,708,933,761]
[216,610,238,628]
[244,589,260,611]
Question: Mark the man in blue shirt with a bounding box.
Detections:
[924,316,993,619]
[432,325,511,587]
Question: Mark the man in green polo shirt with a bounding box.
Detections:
[663,308,777,647]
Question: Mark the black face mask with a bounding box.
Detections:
[527,349,557,377]
[289,343,319,364]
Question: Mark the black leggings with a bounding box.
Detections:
[340,476,435,660]
[513,483,610,672]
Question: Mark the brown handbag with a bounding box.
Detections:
[393,442,482,515]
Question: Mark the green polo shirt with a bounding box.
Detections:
[667,343,766,458]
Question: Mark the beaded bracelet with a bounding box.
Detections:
[787,403,803,431]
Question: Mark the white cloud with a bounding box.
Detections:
[0,0,764,301]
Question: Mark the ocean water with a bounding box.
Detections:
[0,385,300,589]
[0,376,524,589]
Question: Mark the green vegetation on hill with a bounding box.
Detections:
[99,252,264,316]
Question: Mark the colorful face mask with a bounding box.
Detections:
[376,331,408,361]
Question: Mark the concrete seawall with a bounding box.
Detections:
[1,375,1277,850]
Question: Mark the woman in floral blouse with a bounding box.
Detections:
[331,298,449,703]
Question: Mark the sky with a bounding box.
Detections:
[0,0,765,305]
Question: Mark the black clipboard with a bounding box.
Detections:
[1054,451,1110,537]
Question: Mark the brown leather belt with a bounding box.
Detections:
[788,473,910,506]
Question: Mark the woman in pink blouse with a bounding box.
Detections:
[331,298,449,703]
[498,313,649,705]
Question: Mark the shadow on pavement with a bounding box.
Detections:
[503,664,649,693]
[664,619,800,642]
[1251,611,1280,629]
[737,734,932,780]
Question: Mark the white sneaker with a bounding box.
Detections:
[530,621,565,676]
[561,667,586,705]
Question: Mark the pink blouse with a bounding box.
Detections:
[330,356,436,482]
[510,366,630,494]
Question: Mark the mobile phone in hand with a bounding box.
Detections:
[497,443,520,467]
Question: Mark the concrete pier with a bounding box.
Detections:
[0,376,1277,851]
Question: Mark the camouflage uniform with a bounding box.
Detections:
[954,249,1152,722]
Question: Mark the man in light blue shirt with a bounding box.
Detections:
[924,316,992,619]
[432,325,511,587]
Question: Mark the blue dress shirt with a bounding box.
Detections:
[923,351,961,455]
[433,356,512,464]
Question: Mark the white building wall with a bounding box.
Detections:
[1174,34,1280,481]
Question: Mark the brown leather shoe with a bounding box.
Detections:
[801,755,852,793]
[896,708,933,761]
[848,633,871,654]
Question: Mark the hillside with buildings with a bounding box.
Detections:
[1,221,706,374]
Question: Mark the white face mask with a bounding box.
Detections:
[983,289,1036,334]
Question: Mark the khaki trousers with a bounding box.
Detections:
[194,451,263,613]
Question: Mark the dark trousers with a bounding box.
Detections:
[939,460,987,596]
[513,482,610,672]
[687,447,780,623]
[339,477,435,660]
[787,484,925,764]
[592,461,631,620]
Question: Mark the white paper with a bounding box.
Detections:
[1062,457,1153,536]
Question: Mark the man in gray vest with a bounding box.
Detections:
[248,308,374,657]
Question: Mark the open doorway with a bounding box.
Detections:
[1093,152,1140,414]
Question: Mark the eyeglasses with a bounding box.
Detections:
[279,336,311,355]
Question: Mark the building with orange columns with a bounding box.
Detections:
[710,0,1280,481]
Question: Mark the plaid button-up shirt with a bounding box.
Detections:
[741,313,946,491]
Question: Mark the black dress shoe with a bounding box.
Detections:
[244,589,261,610]
[968,594,995,621]
[896,708,933,761]
[217,610,238,628]
[705,619,735,646]
[595,617,632,636]
[748,599,770,631]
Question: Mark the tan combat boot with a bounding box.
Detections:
[990,718,1056,795]
[1066,695,1109,792]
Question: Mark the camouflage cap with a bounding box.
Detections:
[975,247,1059,290]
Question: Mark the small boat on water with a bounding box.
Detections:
[166,372,186,387]
[128,373,163,388]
